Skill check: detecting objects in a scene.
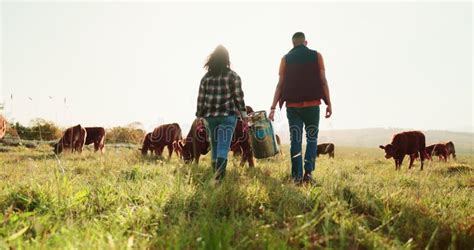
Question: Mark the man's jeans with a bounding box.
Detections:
[286,106,320,181]
[204,115,237,161]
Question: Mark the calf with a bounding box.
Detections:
[85,127,106,153]
[317,143,335,158]
[445,141,456,159]
[230,118,254,167]
[53,124,87,154]
[425,143,449,162]
[179,118,255,167]
[379,131,427,170]
[141,123,182,158]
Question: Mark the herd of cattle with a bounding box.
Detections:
[0,114,457,170]
[379,131,456,170]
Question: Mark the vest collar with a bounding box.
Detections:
[290,44,307,52]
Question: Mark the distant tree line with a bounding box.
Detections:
[105,126,145,144]
[7,119,62,141]
[4,119,145,144]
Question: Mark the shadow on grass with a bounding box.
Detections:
[152,163,322,248]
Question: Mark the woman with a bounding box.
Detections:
[195,45,248,181]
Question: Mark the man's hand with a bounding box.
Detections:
[325,104,332,118]
[269,109,276,121]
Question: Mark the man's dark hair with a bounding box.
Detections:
[292,32,305,40]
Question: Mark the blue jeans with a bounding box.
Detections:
[286,106,320,181]
[204,115,237,161]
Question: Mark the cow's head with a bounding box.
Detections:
[379,144,396,159]
[52,142,63,154]
[140,146,148,156]
[141,133,152,156]
[245,106,254,114]
[180,140,194,163]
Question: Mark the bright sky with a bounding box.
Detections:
[1,2,472,133]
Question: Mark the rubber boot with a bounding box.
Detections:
[215,157,227,181]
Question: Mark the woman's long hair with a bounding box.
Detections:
[204,45,230,76]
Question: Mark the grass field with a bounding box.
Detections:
[0,145,473,249]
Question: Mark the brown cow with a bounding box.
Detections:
[53,124,87,154]
[317,143,335,158]
[229,119,254,166]
[0,115,6,139]
[85,127,106,153]
[445,141,456,159]
[141,123,182,158]
[177,119,210,164]
[425,143,449,162]
[379,131,427,170]
[179,118,255,167]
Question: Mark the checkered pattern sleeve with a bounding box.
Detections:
[195,76,207,117]
[231,72,247,116]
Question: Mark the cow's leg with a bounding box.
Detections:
[242,138,255,167]
[409,155,415,169]
[247,147,255,167]
[167,144,173,160]
[77,141,84,153]
[156,146,164,157]
[398,156,404,170]
[240,143,254,167]
[418,149,427,170]
[419,150,425,170]
[239,147,246,167]
[329,152,334,158]
[194,154,200,165]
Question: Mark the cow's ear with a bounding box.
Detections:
[379,145,385,149]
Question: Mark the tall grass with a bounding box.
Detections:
[0,145,472,249]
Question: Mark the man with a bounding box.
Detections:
[269,32,332,184]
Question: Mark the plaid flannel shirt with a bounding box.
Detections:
[196,70,247,118]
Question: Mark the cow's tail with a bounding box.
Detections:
[100,131,106,153]
[80,127,87,153]
[420,136,429,161]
